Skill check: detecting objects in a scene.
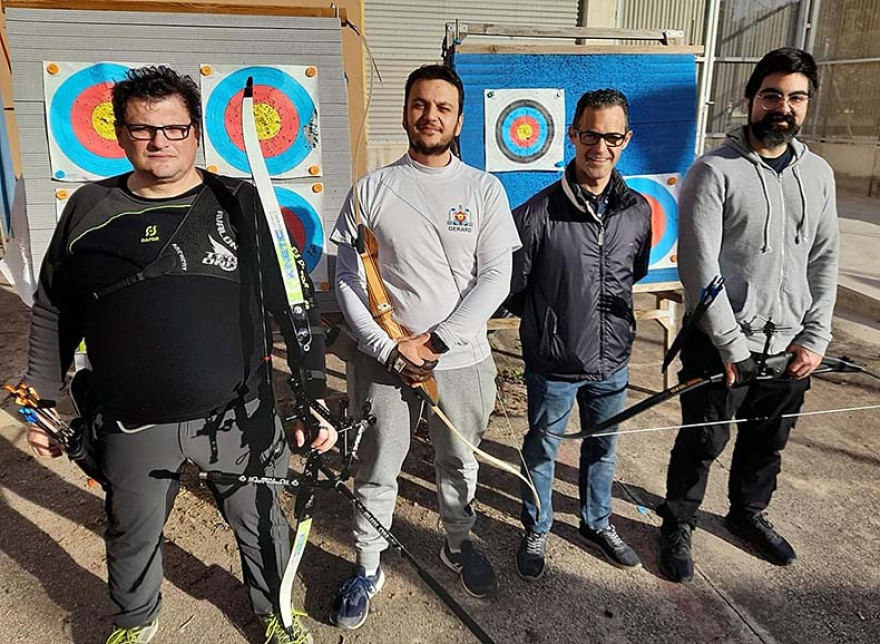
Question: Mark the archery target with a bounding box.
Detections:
[201,65,321,179]
[484,89,564,173]
[625,173,680,282]
[274,184,327,283]
[43,62,140,182]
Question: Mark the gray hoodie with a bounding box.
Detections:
[678,126,839,363]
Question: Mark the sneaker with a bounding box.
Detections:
[579,524,641,568]
[329,566,385,630]
[260,612,313,644]
[440,540,499,598]
[105,619,159,644]
[724,511,796,566]
[658,520,695,583]
[515,531,548,581]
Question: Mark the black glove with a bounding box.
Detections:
[385,346,438,384]
[733,356,760,385]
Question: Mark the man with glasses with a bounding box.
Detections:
[657,48,839,582]
[23,65,335,644]
[507,88,652,580]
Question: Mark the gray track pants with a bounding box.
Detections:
[94,395,292,628]
[349,351,497,571]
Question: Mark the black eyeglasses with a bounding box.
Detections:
[123,123,195,141]
[570,128,629,148]
[756,91,811,111]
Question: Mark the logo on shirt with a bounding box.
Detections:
[447,205,473,233]
[140,224,159,243]
[214,209,237,250]
[202,235,238,272]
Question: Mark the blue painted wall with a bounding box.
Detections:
[453,52,697,285]
[0,89,15,235]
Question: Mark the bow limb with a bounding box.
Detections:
[241,77,312,633]
[429,397,541,511]
[547,355,879,441]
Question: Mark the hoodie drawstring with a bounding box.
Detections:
[793,165,809,244]
[755,165,773,253]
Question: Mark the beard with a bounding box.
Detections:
[405,118,455,158]
[407,132,454,157]
[749,111,800,148]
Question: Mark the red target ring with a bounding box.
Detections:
[69,82,126,159]
[281,206,306,250]
[223,85,300,159]
[644,193,666,247]
[508,114,541,148]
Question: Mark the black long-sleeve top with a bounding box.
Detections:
[25,171,325,424]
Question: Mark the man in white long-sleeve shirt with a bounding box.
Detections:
[328,64,520,630]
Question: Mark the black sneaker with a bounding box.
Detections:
[516,531,548,581]
[440,540,498,598]
[579,524,641,568]
[659,520,695,583]
[724,511,796,566]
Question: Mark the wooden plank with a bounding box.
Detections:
[4,0,347,21]
[633,282,683,297]
[487,306,677,330]
[454,44,703,56]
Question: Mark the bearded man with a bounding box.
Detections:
[656,48,839,582]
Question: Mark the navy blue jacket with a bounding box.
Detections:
[507,165,652,381]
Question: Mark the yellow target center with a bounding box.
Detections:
[254,103,282,140]
[91,102,117,140]
[516,123,533,141]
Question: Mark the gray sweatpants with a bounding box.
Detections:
[94,395,292,628]
[349,351,497,571]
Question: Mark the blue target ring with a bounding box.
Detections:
[496,99,554,163]
[625,177,678,266]
[205,67,316,175]
[49,63,133,178]
[274,186,323,273]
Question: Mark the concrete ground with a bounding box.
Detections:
[0,192,878,644]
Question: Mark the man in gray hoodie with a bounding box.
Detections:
[657,48,839,583]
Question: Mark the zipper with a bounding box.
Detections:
[776,172,786,335]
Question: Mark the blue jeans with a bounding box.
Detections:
[520,367,629,534]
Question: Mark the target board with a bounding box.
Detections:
[43,61,144,182]
[484,89,565,173]
[274,183,327,283]
[201,64,322,179]
[624,173,680,278]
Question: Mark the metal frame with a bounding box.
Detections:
[444,20,685,50]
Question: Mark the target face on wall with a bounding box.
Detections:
[43,61,141,182]
[201,64,322,179]
[624,173,680,284]
[274,184,327,284]
[484,88,565,173]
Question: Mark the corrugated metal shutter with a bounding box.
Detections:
[618,0,706,46]
[363,0,579,152]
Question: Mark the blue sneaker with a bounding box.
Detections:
[329,566,385,630]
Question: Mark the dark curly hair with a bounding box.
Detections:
[112,65,201,125]
[572,88,630,128]
[404,64,465,115]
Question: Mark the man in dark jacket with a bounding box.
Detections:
[507,88,652,580]
[23,66,335,644]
